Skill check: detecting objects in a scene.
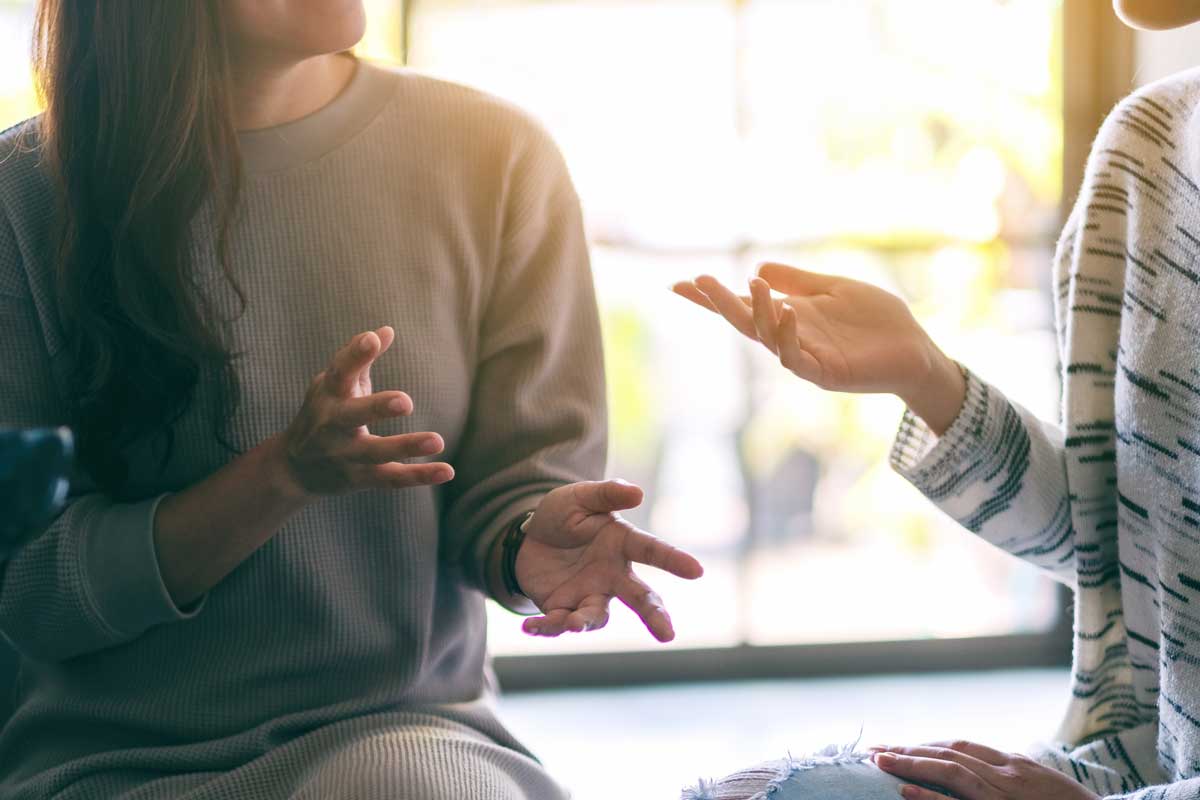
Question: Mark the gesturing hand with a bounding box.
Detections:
[673,262,967,435]
[515,480,704,642]
[280,326,455,497]
[870,741,1100,800]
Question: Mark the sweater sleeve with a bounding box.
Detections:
[439,121,607,606]
[1035,723,1176,799]
[0,214,202,664]
[886,183,1094,586]
[1107,781,1200,800]
[888,366,1076,585]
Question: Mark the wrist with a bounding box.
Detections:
[259,434,316,509]
[486,511,538,615]
[898,341,967,437]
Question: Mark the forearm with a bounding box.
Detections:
[891,367,1077,582]
[154,434,310,606]
[897,340,968,437]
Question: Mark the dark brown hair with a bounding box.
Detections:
[32,0,243,493]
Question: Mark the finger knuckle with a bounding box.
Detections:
[934,761,963,781]
[306,374,329,402]
[995,765,1029,793]
[389,472,417,488]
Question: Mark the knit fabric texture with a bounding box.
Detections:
[0,59,605,799]
[891,67,1200,800]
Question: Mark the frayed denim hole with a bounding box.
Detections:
[682,739,874,800]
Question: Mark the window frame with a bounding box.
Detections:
[389,0,1133,689]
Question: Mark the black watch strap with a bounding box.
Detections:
[501,511,535,599]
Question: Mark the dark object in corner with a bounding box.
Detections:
[0,428,72,558]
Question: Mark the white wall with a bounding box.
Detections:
[1135,23,1200,85]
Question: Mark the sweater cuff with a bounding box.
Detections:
[80,494,205,639]
[889,366,1003,492]
[471,494,548,614]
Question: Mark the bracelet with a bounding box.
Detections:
[501,510,535,599]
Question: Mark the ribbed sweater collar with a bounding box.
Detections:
[237,57,397,174]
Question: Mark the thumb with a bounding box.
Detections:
[572,479,644,513]
[757,262,838,296]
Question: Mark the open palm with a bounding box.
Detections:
[516,480,704,642]
[674,262,938,398]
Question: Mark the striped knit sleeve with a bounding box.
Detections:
[889,367,1076,585]
[438,117,607,607]
[1106,781,1200,800]
[0,212,201,664]
[1034,723,1192,800]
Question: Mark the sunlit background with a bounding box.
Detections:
[406,0,1068,657]
[11,1,1190,798]
[0,0,1064,656]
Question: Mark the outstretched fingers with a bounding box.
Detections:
[672,281,719,312]
[565,594,612,632]
[571,479,645,513]
[352,432,444,464]
[523,608,572,637]
[776,305,822,384]
[332,391,413,428]
[891,741,1010,767]
[757,262,838,296]
[622,527,704,580]
[524,595,612,637]
[326,326,393,397]
[617,574,675,642]
[695,275,758,340]
[750,277,780,354]
[370,460,455,489]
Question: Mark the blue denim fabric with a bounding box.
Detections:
[683,749,958,800]
[766,761,913,799]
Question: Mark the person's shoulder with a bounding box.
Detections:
[1091,67,1200,164]
[0,117,53,297]
[368,61,563,162]
[0,116,54,220]
[0,116,47,191]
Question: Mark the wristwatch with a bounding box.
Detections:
[500,510,535,599]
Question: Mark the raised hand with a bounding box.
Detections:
[673,262,967,435]
[280,326,455,496]
[870,741,1099,800]
[515,480,704,642]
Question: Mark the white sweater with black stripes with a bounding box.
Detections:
[890,67,1200,800]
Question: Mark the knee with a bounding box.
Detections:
[683,761,782,799]
[683,751,910,800]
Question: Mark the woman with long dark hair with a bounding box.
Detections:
[0,2,702,797]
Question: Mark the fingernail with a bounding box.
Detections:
[867,746,890,752]
[435,467,454,482]
[359,336,373,353]
[875,752,897,767]
[388,397,409,413]
[900,786,918,799]
[420,437,442,454]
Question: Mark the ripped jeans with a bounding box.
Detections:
[682,744,957,800]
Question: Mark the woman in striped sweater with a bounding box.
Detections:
[674,1,1200,798]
